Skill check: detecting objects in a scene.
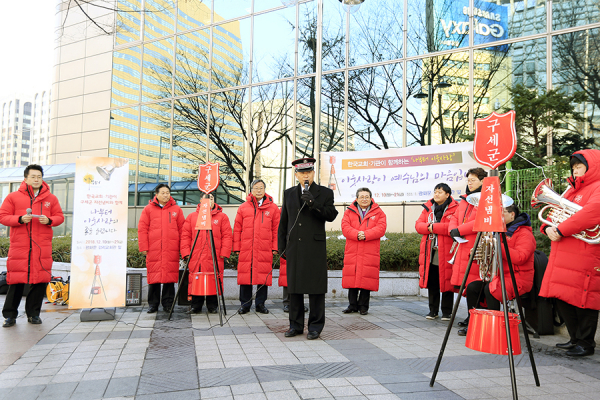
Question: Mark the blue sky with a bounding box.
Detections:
[0,0,55,97]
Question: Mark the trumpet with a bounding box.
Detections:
[531,179,600,244]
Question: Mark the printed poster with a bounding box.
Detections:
[69,157,129,309]
[320,142,484,203]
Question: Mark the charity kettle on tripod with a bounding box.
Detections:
[89,255,107,306]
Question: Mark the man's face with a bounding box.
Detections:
[157,188,171,204]
[433,188,450,205]
[467,173,483,192]
[25,169,43,190]
[572,163,587,178]
[357,191,371,208]
[295,169,315,186]
[503,209,515,224]
[251,182,265,200]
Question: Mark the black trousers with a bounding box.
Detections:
[147,283,175,309]
[191,295,217,311]
[347,288,370,312]
[289,293,325,333]
[555,299,599,350]
[282,286,290,306]
[466,280,501,311]
[427,263,454,315]
[2,283,47,319]
[239,284,268,309]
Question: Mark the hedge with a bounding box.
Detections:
[0,229,552,273]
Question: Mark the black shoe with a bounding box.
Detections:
[556,340,577,350]
[284,328,302,337]
[425,312,438,320]
[238,307,250,314]
[441,314,451,321]
[457,318,469,327]
[359,309,368,315]
[283,305,289,313]
[2,318,16,328]
[147,307,158,314]
[185,308,201,314]
[256,304,269,314]
[566,345,594,357]
[162,305,173,312]
[207,308,218,314]
[457,328,468,336]
[343,307,357,314]
[307,331,320,340]
[27,316,42,324]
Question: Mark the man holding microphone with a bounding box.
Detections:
[0,165,64,327]
[278,157,338,340]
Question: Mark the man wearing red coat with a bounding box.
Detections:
[181,193,232,313]
[138,184,185,313]
[540,150,600,357]
[448,167,487,328]
[459,204,536,336]
[233,179,280,314]
[341,188,387,315]
[1,165,64,327]
[415,183,458,321]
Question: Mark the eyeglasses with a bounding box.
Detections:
[357,196,371,200]
[467,179,480,183]
[251,187,265,191]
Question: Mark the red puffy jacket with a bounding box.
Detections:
[233,193,280,286]
[341,201,387,291]
[0,181,64,285]
[277,206,288,287]
[540,149,600,310]
[448,193,481,288]
[138,196,185,284]
[488,214,535,301]
[181,203,232,292]
[415,198,459,292]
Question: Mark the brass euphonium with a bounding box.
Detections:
[466,193,514,281]
[531,179,600,244]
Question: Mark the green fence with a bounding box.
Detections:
[501,164,572,232]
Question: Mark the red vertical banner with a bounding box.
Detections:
[195,198,212,231]
[474,176,506,233]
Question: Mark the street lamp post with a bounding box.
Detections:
[415,81,452,146]
[156,136,169,183]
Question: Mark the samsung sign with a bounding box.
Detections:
[438,1,508,50]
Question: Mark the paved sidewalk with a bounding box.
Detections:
[0,295,599,399]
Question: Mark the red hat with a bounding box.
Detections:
[292,157,316,172]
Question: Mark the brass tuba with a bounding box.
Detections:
[466,193,514,281]
[531,179,600,244]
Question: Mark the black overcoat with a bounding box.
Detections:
[277,183,338,294]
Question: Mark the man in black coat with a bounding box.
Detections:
[278,157,338,340]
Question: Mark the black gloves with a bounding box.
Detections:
[301,190,315,206]
[450,228,460,238]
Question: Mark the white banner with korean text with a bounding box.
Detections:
[320,142,485,203]
[69,157,129,309]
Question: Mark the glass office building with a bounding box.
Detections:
[50,0,600,208]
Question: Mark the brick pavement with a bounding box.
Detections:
[0,296,599,399]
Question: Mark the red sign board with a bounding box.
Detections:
[195,198,212,231]
[197,162,220,194]
[474,176,506,233]
[474,110,517,169]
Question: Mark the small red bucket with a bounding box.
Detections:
[465,309,521,355]
[190,272,217,296]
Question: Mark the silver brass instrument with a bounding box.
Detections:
[466,193,514,281]
[531,179,600,244]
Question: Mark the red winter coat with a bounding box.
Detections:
[233,194,280,286]
[277,207,288,287]
[181,203,232,293]
[540,149,600,310]
[0,181,64,285]
[488,214,535,301]
[341,201,387,291]
[415,198,459,292]
[448,193,481,288]
[138,196,185,284]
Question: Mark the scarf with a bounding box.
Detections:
[465,184,482,196]
[432,196,453,222]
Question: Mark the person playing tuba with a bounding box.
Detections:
[538,150,600,357]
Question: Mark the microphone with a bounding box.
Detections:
[304,180,309,193]
[26,208,42,218]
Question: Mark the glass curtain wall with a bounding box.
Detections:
[109,0,600,206]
